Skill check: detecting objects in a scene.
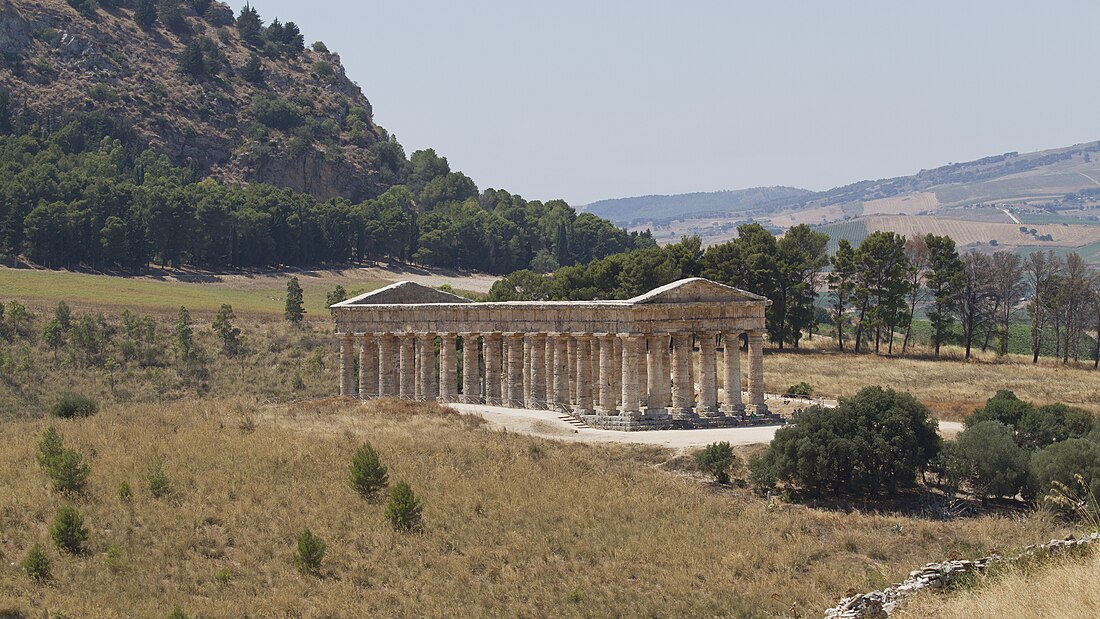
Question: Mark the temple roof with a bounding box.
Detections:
[627,278,768,304]
[332,281,473,307]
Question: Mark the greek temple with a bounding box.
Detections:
[331,277,779,430]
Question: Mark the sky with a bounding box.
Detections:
[231,1,1100,205]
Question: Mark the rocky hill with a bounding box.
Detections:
[0,0,394,201]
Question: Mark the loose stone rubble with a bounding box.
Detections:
[824,532,1100,618]
[332,278,786,430]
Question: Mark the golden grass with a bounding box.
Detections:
[897,546,1100,618]
[765,340,1100,421]
[0,398,1067,617]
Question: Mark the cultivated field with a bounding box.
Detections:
[861,214,1100,248]
[0,398,1067,617]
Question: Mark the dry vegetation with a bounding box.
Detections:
[765,338,1100,421]
[0,398,1068,618]
[897,547,1100,618]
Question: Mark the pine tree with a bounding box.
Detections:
[50,506,88,554]
[285,277,305,324]
[349,441,388,500]
[22,543,50,581]
[212,303,241,356]
[925,234,964,357]
[241,52,264,84]
[174,306,195,361]
[236,3,263,45]
[178,41,205,78]
[293,528,325,574]
[326,285,347,317]
[134,0,157,30]
[55,301,71,331]
[384,481,423,531]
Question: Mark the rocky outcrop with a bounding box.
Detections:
[824,532,1100,618]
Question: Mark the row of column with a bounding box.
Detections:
[339,331,768,417]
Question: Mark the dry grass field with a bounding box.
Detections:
[862,214,1100,248]
[897,547,1100,618]
[764,339,1100,421]
[0,398,1068,618]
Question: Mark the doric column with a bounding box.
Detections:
[635,334,649,412]
[646,334,669,410]
[590,336,600,405]
[574,335,593,414]
[722,332,744,413]
[483,333,502,405]
[596,333,617,413]
[544,336,555,405]
[527,333,546,408]
[439,334,458,402]
[523,335,533,407]
[620,334,643,418]
[551,334,568,409]
[416,333,436,401]
[398,333,415,399]
[359,334,378,398]
[698,332,720,415]
[567,337,578,405]
[461,334,481,404]
[340,334,356,397]
[504,333,524,407]
[378,334,396,396]
[670,332,695,419]
[747,330,768,413]
[612,336,623,406]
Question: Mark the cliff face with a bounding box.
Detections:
[0,0,395,201]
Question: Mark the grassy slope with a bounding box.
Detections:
[0,399,1064,617]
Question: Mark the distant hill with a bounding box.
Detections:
[584,186,812,226]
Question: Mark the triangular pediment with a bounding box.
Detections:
[331,281,473,307]
[628,278,767,304]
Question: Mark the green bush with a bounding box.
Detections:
[349,441,388,500]
[384,481,423,531]
[1031,438,1100,501]
[50,506,88,554]
[786,382,814,397]
[50,393,99,418]
[37,427,90,494]
[168,606,188,619]
[106,544,126,573]
[146,459,172,498]
[22,543,51,581]
[695,441,738,484]
[293,528,325,574]
[953,420,1030,499]
[119,481,133,502]
[36,426,64,467]
[965,390,1033,429]
[750,386,940,497]
[252,94,303,130]
[1016,403,1093,450]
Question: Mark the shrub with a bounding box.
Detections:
[168,607,188,619]
[1031,438,1100,501]
[22,543,51,581]
[953,421,1030,500]
[1016,403,1093,450]
[384,481,423,531]
[253,94,303,130]
[786,382,814,397]
[349,441,388,500]
[965,390,1033,429]
[37,427,90,494]
[119,481,133,502]
[146,459,172,498]
[106,544,125,572]
[695,441,738,484]
[50,393,99,418]
[36,426,64,468]
[293,528,325,574]
[751,386,940,497]
[50,506,88,554]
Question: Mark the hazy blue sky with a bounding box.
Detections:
[232,1,1099,205]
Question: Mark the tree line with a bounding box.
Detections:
[0,104,651,274]
[490,223,1100,365]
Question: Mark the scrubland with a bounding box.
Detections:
[0,398,1067,618]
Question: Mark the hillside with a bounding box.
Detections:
[590,141,1100,262]
[0,0,393,200]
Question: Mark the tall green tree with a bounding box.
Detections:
[851,232,909,353]
[827,239,858,350]
[236,3,263,45]
[134,0,157,30]
[174,306,195,362]
[212,303,241,356]
[774,224,829,348]
[923,234,964,357]
[285,277,305,324]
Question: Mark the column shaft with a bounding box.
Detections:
[544,336,555,405]
[552,334,568,408]
[612,336,623,406]
[748,331,768,413]
[523,336,533,407]
[527,334,546,408]
[439,334,458,402]
[722,332,744,413]
[597,334,617,412]
[378,334,396,396]
[461,334,481,404]
[417,334,436,401]
[620,334,642,418]
[359,335,378,398]
[646,334,669,410]
[483,333,502,405]
[671,332,695,418]
[339,335,355,397]
[505,333,524,407]
[575,336,592,413]
[567,337,578,405]
[698,332,720,415]
[398,333,415,399]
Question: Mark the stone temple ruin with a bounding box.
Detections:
[332,277,782,430]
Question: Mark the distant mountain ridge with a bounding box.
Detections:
[584,186,812,226]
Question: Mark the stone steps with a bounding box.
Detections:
[557,413,589,428]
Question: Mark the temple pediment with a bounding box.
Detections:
[627,278,768,305]
[333,281,473,307]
